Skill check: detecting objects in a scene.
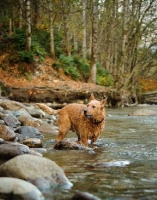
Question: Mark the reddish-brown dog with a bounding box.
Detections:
[56,94,107,146]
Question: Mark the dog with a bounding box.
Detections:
[56,94,107,146]
[38,94,107,146]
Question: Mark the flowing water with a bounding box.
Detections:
[43,106,157,199]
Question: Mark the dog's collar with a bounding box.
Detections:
[91,117,104,125]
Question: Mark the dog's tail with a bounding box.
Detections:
[37,103,60,115]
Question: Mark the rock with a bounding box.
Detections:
[54,139,92,151]
[0,99,27,110]
[0,138,5,144]
[18,108,33,118]
[16,126,44,139]
[0,119,4,125]
[23,118,40,128]
[27,108,46,118]
[3,115,21,128]
[129,109,157,116]
[16,133,27,142]
[0,154,73,190]
[0,125,16,141]
[18,110,40,127]
[29,149,43,157]
[37,103,57,115]
[0,106,3,112]
[72,191,101,200]
[31,148,47,154]
[0,177,45,200]
[37,123,58,134]
[22,138,43,148]
[0,142,31,158]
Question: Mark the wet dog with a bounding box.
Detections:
[55,94,107,146]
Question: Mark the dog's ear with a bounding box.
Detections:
[101,97,108,107]
[89,93,95,101]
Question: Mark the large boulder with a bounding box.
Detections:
[0,177,45,200]
[0,99,27,110]
[16,126,44,139]
[0,154,73,190]
[0,125,16,141]
[129,109,157,116]
[0,142,31,158]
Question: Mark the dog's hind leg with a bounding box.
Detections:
[56,115,71,142]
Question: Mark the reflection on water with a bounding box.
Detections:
[43,106,157,200]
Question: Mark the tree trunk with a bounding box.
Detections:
[49,0,55,59]
[19,0,23,28]
[62,0,71,56]
[82,0,86,59]
[88,0,98,84]
[26,0,31,51]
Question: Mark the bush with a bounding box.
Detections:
[96,64,114,86]
[53,55,81,80]
[18,50,34,63]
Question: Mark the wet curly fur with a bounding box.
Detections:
[56,94,107,146]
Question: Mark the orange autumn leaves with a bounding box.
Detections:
[140,79,157,92]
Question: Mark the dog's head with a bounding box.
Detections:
[84,94,107,120]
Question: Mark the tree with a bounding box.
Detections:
[88,0,98,84]
[49,0,55,59]
[25,0,31,51]
[61,0,71,56]
[82,0,87,59]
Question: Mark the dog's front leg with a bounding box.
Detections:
[91,133,100,145]
[79,135,88,146]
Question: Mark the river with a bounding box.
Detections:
[42,105,157,200]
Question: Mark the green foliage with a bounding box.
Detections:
[54,32,63,57]
[53,55,114,85]
[96,63,114,86]
[2,28,47,63]
[54,55,90,81]
[9,28,26,50]
[18,50,34,63]
[54,55,81,80]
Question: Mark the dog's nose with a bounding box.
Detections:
[84,109,87,114]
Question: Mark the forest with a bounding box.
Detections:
[0,0,157,99]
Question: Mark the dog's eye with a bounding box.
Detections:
[92,106,96,108]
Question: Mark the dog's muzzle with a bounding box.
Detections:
[84,109,93,119]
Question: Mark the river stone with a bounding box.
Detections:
[0,154,73,190]
[72,191,101,200]
[0,125,16,141]
[54,139,92,151]
[3,115,21,128]
[0,100,27,111]
[23,118,40,128]
[0,119,5,125]
[16,126,44,139]
[18,108,34,119]
[37,123,58,134]
[0,106,3,112]
[22,138,43,148]
[31,148,47,154]
[129,109,157,116]
[0,177,45,200]
[0,142,31,158]
[0,138,5,144]
[27,108,45,118]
